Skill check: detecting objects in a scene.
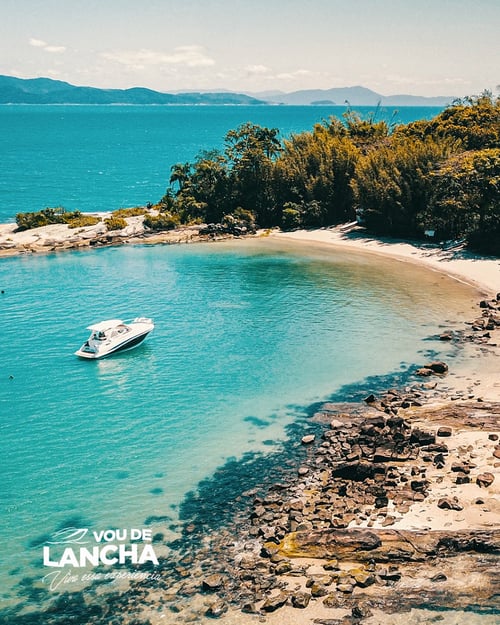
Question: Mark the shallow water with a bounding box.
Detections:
[0,238,481,616]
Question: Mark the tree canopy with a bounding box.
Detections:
[156,92,500,254]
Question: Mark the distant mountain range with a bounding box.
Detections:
[0,75,455,106]
[0,76,265,105]
[251,86,455,106]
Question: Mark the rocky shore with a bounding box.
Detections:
[2,220,499,624]
[148,413,499,621]
[106,296,499,624]
[0,216,243,257]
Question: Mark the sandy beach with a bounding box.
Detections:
[269,226,500,404]
[271,226,500,296]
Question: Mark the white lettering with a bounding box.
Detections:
[118,543,137,562]
[43,537,159,568]
[59,547,79,567]
[43,546,59,567]
[138,544,159,565]
[43,570,78,591]
[79,547,99,567]
[100,545,118,565]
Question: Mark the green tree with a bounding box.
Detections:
[426,148,500,252]
[169,162,192,193]
[224,123,282,226]
[352,135,454,236]
[274,124,359,227]
[189,150,230,223]
[342,109,390,151]
[400,92,500,150]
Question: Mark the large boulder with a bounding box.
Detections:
[410,428,436,446]
[426,361,449,374]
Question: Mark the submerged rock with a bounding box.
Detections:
[301,434,316,444]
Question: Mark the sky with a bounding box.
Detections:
[1,0,499,97]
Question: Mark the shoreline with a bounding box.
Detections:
[2,218,499,414]
[143,298,499,624]
[2,220,499,624]
[1,218,499,295]
[269,226,500,296]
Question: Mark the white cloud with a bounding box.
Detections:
[239,65,316,86]
[29,38,47,48]
[44,45,67,53]
[275,69,312,80]
[241,65,315,83]
[101,46,215,70]
[29,38,66,53]
[385,74,469,89]
[245,64,271,76]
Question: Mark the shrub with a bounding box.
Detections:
[281,204,303,231]
[143,213,180,231]
[16,210,52,231]
[104,216,127,231]
[66,215,101,228]
[112,207,147,218]
[15,207,89,231]
[232,207,257,231]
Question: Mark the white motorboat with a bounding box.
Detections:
[75,317,154,359]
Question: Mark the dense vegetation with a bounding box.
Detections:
[14,94,499,255]
[15,206,146,232]
[15,208,100,230]
[159,92,500,254]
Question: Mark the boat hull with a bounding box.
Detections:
[75,330,151,359]
[74,317,154,359]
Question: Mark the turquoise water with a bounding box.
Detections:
[1,104,489,621]
[0,238,477,612]
[0,104,443,222]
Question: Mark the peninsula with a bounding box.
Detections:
[1,90,499,625]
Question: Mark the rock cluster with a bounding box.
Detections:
[8,297,498,625]
[430,294,500,348]
[465,297,500,343]
[415,361,449,376]
[0,218,251,257]
[146,382,499,622]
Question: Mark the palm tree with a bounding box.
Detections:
[169,162,192,193]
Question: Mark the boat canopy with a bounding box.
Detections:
[86,319,124,332]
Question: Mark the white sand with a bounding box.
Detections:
[270,227,500,403]
[271,227,500,295]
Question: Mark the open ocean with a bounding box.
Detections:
[0,105,492,622]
